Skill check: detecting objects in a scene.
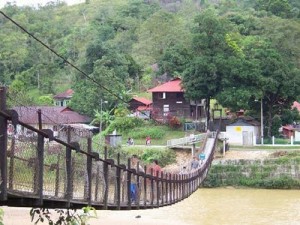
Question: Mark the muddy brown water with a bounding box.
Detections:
[3,188,300,225]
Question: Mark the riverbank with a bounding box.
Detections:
[204,149,300,188]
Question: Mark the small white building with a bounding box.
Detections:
[225,117,260,146]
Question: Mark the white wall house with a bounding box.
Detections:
[294,130,300,141]
[225,117,260,146]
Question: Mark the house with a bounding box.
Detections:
[53,89,74,107]
[128,97,152,120]
[128,97,152,111]
[225,116,260,146]
[282,124,300,141]
[12,106,91,139]
[282,125,294,139]
[147,78,205,121]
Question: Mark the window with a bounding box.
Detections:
[158,92,166,99]
[163,104,169,116]
[176,93,183,98]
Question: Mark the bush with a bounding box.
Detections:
[130,126,166,139]
[106,117,144,134]
[140,148,176,167]
[168,116,182,129]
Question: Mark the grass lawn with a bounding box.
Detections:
[97,124,203,146]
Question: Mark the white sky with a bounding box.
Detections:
[0,0,85,9]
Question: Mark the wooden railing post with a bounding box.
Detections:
[150,168,154,207]
[127,158,132,209]
[168,174,171,204]
[0,86,7,201]
[160,171,164,205]
[85,137,92,205]
[65,126,73,207]
[136,162,140,209]
[143,165,147,207]
[173,173,176,203]
[116,153,121,210]
[103,147,108,209]
[180,175,184,200]
[36,109,44,205]
[156,170,159,207]
[188,173,193,196]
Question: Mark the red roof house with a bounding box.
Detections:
[148,78,183,93]
[148,78,205,121]
[53,89,74,107]
[282,125,295,139]
[12,106,91,138]
[128,97,152,120]
[128,97,152,111]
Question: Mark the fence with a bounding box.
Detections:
[167,133,206,148]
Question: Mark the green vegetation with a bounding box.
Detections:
[0,208,3,225]
[30,206,97,225]
[116,146,177,167]
[100,116,188,145]
[1,0,300,140]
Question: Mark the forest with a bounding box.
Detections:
[1,0,300,136]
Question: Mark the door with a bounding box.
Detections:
[242,131,253,146]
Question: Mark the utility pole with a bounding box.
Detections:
[99,99,108,146]
[261,98,264,145]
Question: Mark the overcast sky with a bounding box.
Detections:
[0,0,84,9]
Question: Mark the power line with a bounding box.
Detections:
[0,10,121,101]
[0,10,158,122]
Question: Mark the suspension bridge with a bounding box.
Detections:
[0,87,218,210]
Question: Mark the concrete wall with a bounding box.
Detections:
[226,125,258,145]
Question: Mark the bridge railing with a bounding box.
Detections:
[167,133,207,148]
[0,88,218,210]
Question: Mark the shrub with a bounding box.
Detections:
[130,126,165,139]
[106,117,144,134]
[168,116,182,129]
[0,208,3,225]
[140,148,176,167]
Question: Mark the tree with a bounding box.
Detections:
[182,9,235,127]
[132,10,190,66]
[158,44,193,77]
[69,41,133,117]
[218,37,300,137]
[255,0,292,18]
[281,108,300,125]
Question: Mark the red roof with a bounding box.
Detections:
[132,97,152,106]
[148,78,183,93]
[282,125,294,131]
[53,89,74,99]
[292,101,300,112]
[13,106,90,125]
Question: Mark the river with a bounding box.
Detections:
[2,188,300,225]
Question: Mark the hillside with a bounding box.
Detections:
[1,0,300,133]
